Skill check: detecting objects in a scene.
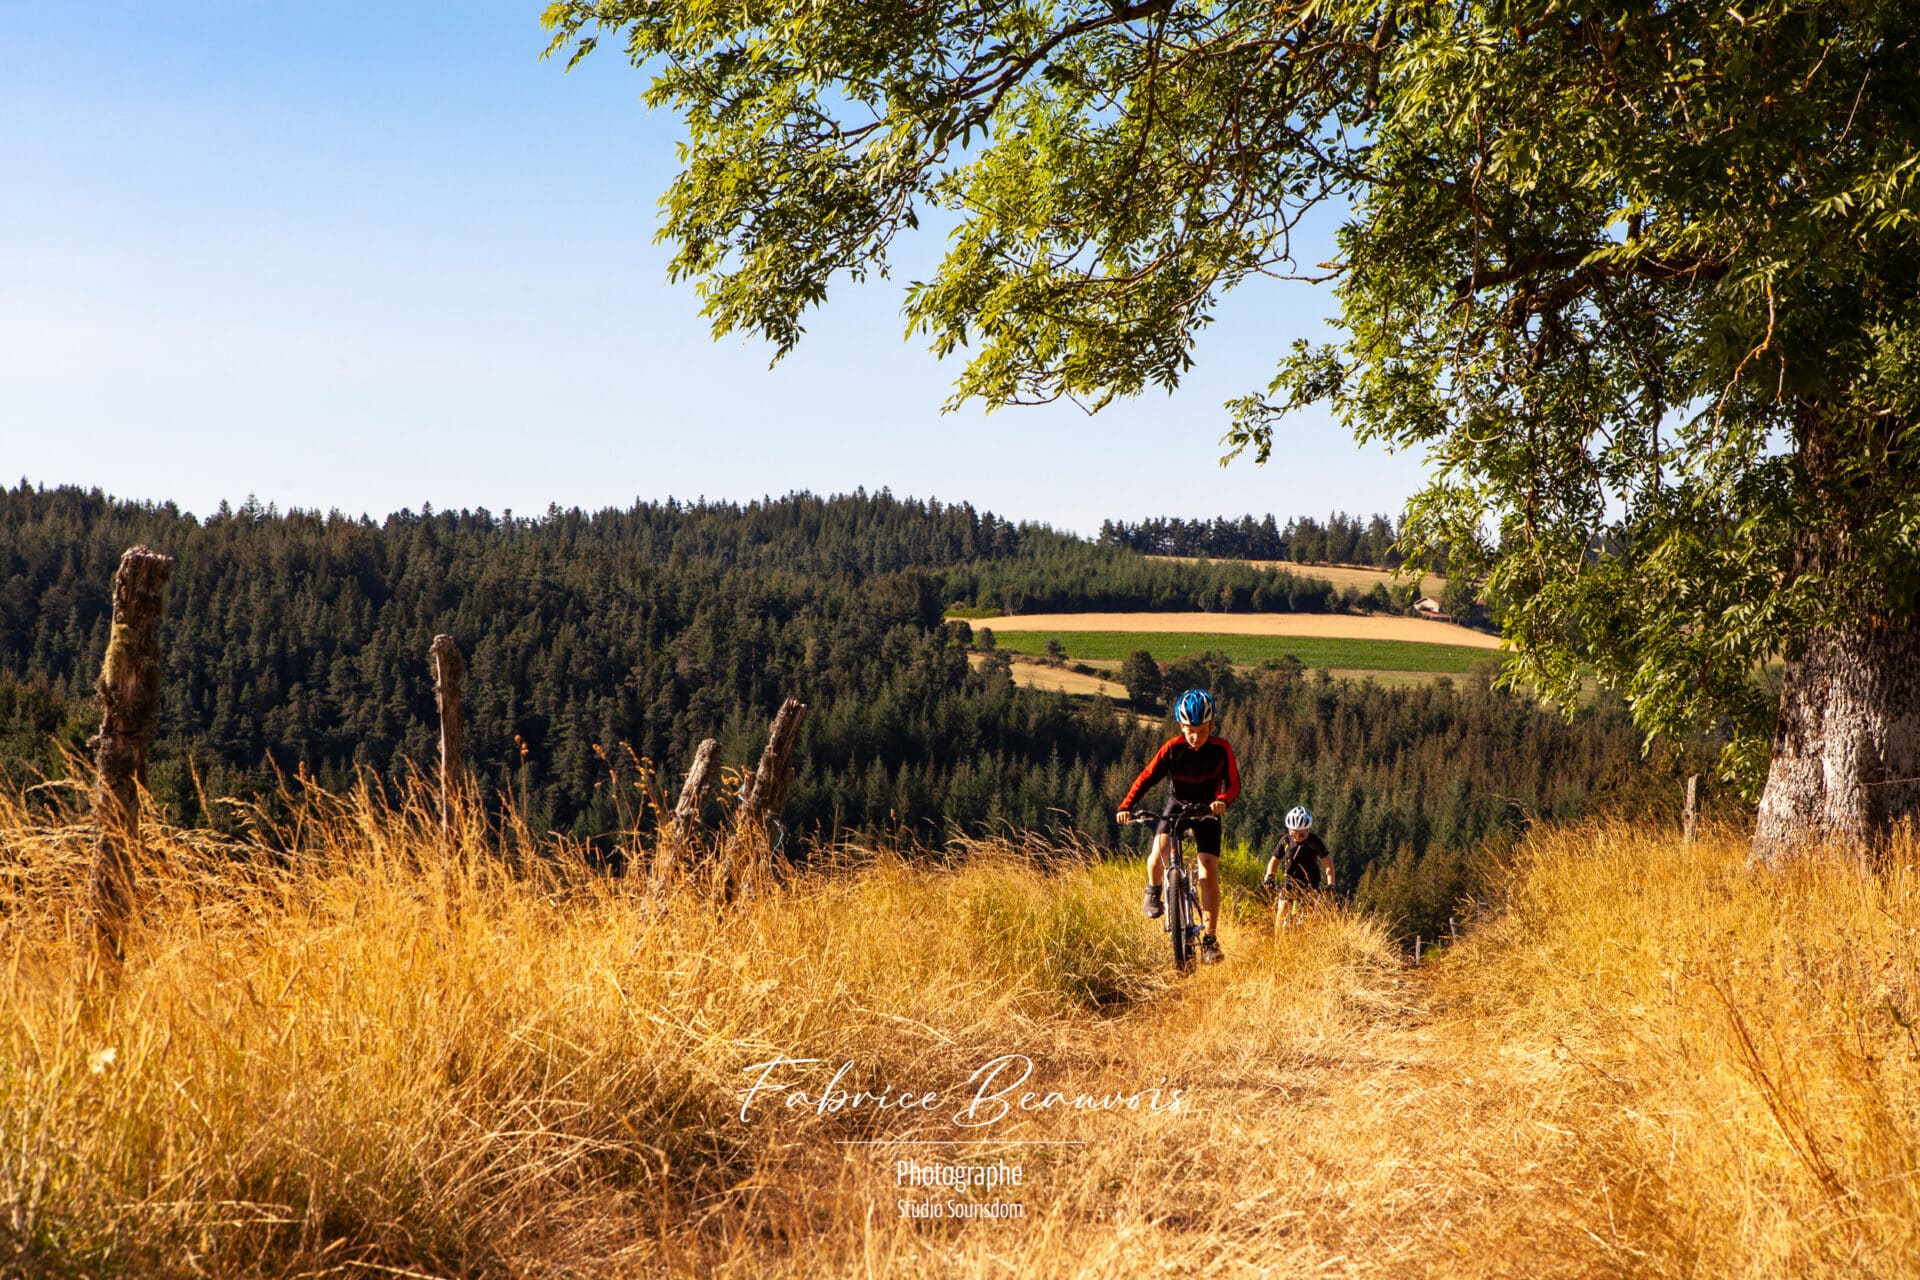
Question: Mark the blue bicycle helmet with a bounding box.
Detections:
[1173,688,1216,726]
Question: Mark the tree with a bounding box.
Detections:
[1439,575,1480,627]
[544,1,1920,856]
[1119,649,1163,711]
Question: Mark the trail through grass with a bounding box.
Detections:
[3,784,1915,1277]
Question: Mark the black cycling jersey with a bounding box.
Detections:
[1274,831,1331,885]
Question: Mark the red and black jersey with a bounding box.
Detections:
[1120,735,1241,811]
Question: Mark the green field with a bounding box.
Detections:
[989,630,1501,674]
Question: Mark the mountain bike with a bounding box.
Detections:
[1124,801,1216,971]
[1272,849,1337,930]
[1274,882,1333,930]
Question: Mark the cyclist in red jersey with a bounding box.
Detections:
[1115,688,1241,964]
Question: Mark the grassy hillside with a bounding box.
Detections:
[3,785,1913,1277]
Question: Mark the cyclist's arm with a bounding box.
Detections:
[1213,738,1242,809]
[1118,737,1178,813]
[1315,838,1335,888]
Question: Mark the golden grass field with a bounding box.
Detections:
[1145,556,1448,599]
[967,651,1130,700]
[960,611,1503,649]
[3,779,1915,1278]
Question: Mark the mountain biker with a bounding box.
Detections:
[1263,806,1335,907]
[1115,688,1241,965]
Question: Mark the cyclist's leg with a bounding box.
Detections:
[1146,829,1173,887]
[1190,819,1223,936]
[1195,852,1221,936]
[1279,856,1316,925]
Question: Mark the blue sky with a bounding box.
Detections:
[1,1,1428,536]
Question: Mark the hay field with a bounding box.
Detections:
[969,651,1129,699]
[1146,555,1447,598]
[4,781,1913,1278]
[963,611,1501,649]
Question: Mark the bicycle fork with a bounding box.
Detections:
[1168,866,1203,944]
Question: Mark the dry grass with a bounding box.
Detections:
[967,652,1130,700]
[960,611,1501,649]
[1144,556,1447,599]
[3,780,1915,1277]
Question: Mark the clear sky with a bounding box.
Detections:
[1,1,1428,536]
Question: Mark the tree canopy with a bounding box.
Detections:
[544,0,1920,852]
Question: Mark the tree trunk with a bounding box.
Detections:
[88,546,177,964]
[1752,615,1920,862]
[430,634,466,843]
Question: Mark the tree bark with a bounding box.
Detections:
[670,738,718,840]
[740,699,807,832]
[1752,614,1920,862]
[430,634,466,842]
[88,546,176,964]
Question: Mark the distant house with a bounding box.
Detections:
[1413,596,1453,622]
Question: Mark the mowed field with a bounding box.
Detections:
[966,611,1499,646]
[959,611,1501,677]
[992,630,1497,674]
[1147,555,1447,598]
[968,651,1129,699]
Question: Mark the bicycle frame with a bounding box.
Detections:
[1275,883,1329,930]
[1128,802,1213,970]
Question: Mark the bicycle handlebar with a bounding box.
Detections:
[1120,801,1218,826]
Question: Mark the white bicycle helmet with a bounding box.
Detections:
[1285,806,1314,831]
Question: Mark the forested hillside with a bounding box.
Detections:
[1098,511,1410,566]
[0,483,1730,929]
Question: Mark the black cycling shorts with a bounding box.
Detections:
[1154,813,1222,857]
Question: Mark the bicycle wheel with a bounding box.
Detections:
[1167,865,1191,970]
[1275,886,1302,930]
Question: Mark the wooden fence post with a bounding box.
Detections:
[430,634,466,842]
[740,699,807,834]
[666,738,718,859]
[1683,773,1700,845]
[88,546,176,965]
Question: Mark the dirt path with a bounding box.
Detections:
[1030,918,1594,1277]
[805,913,1601,1279]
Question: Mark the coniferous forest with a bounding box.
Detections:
[1,483,1733,933]
[1097,511,1408,566]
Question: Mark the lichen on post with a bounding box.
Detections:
[88,545,177,965]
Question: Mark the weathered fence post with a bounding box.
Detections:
[663,737,718,867]
[88,546,177,965]
[1683,773,1700,844]
[740,699,807,834]
[429,634,466,842]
